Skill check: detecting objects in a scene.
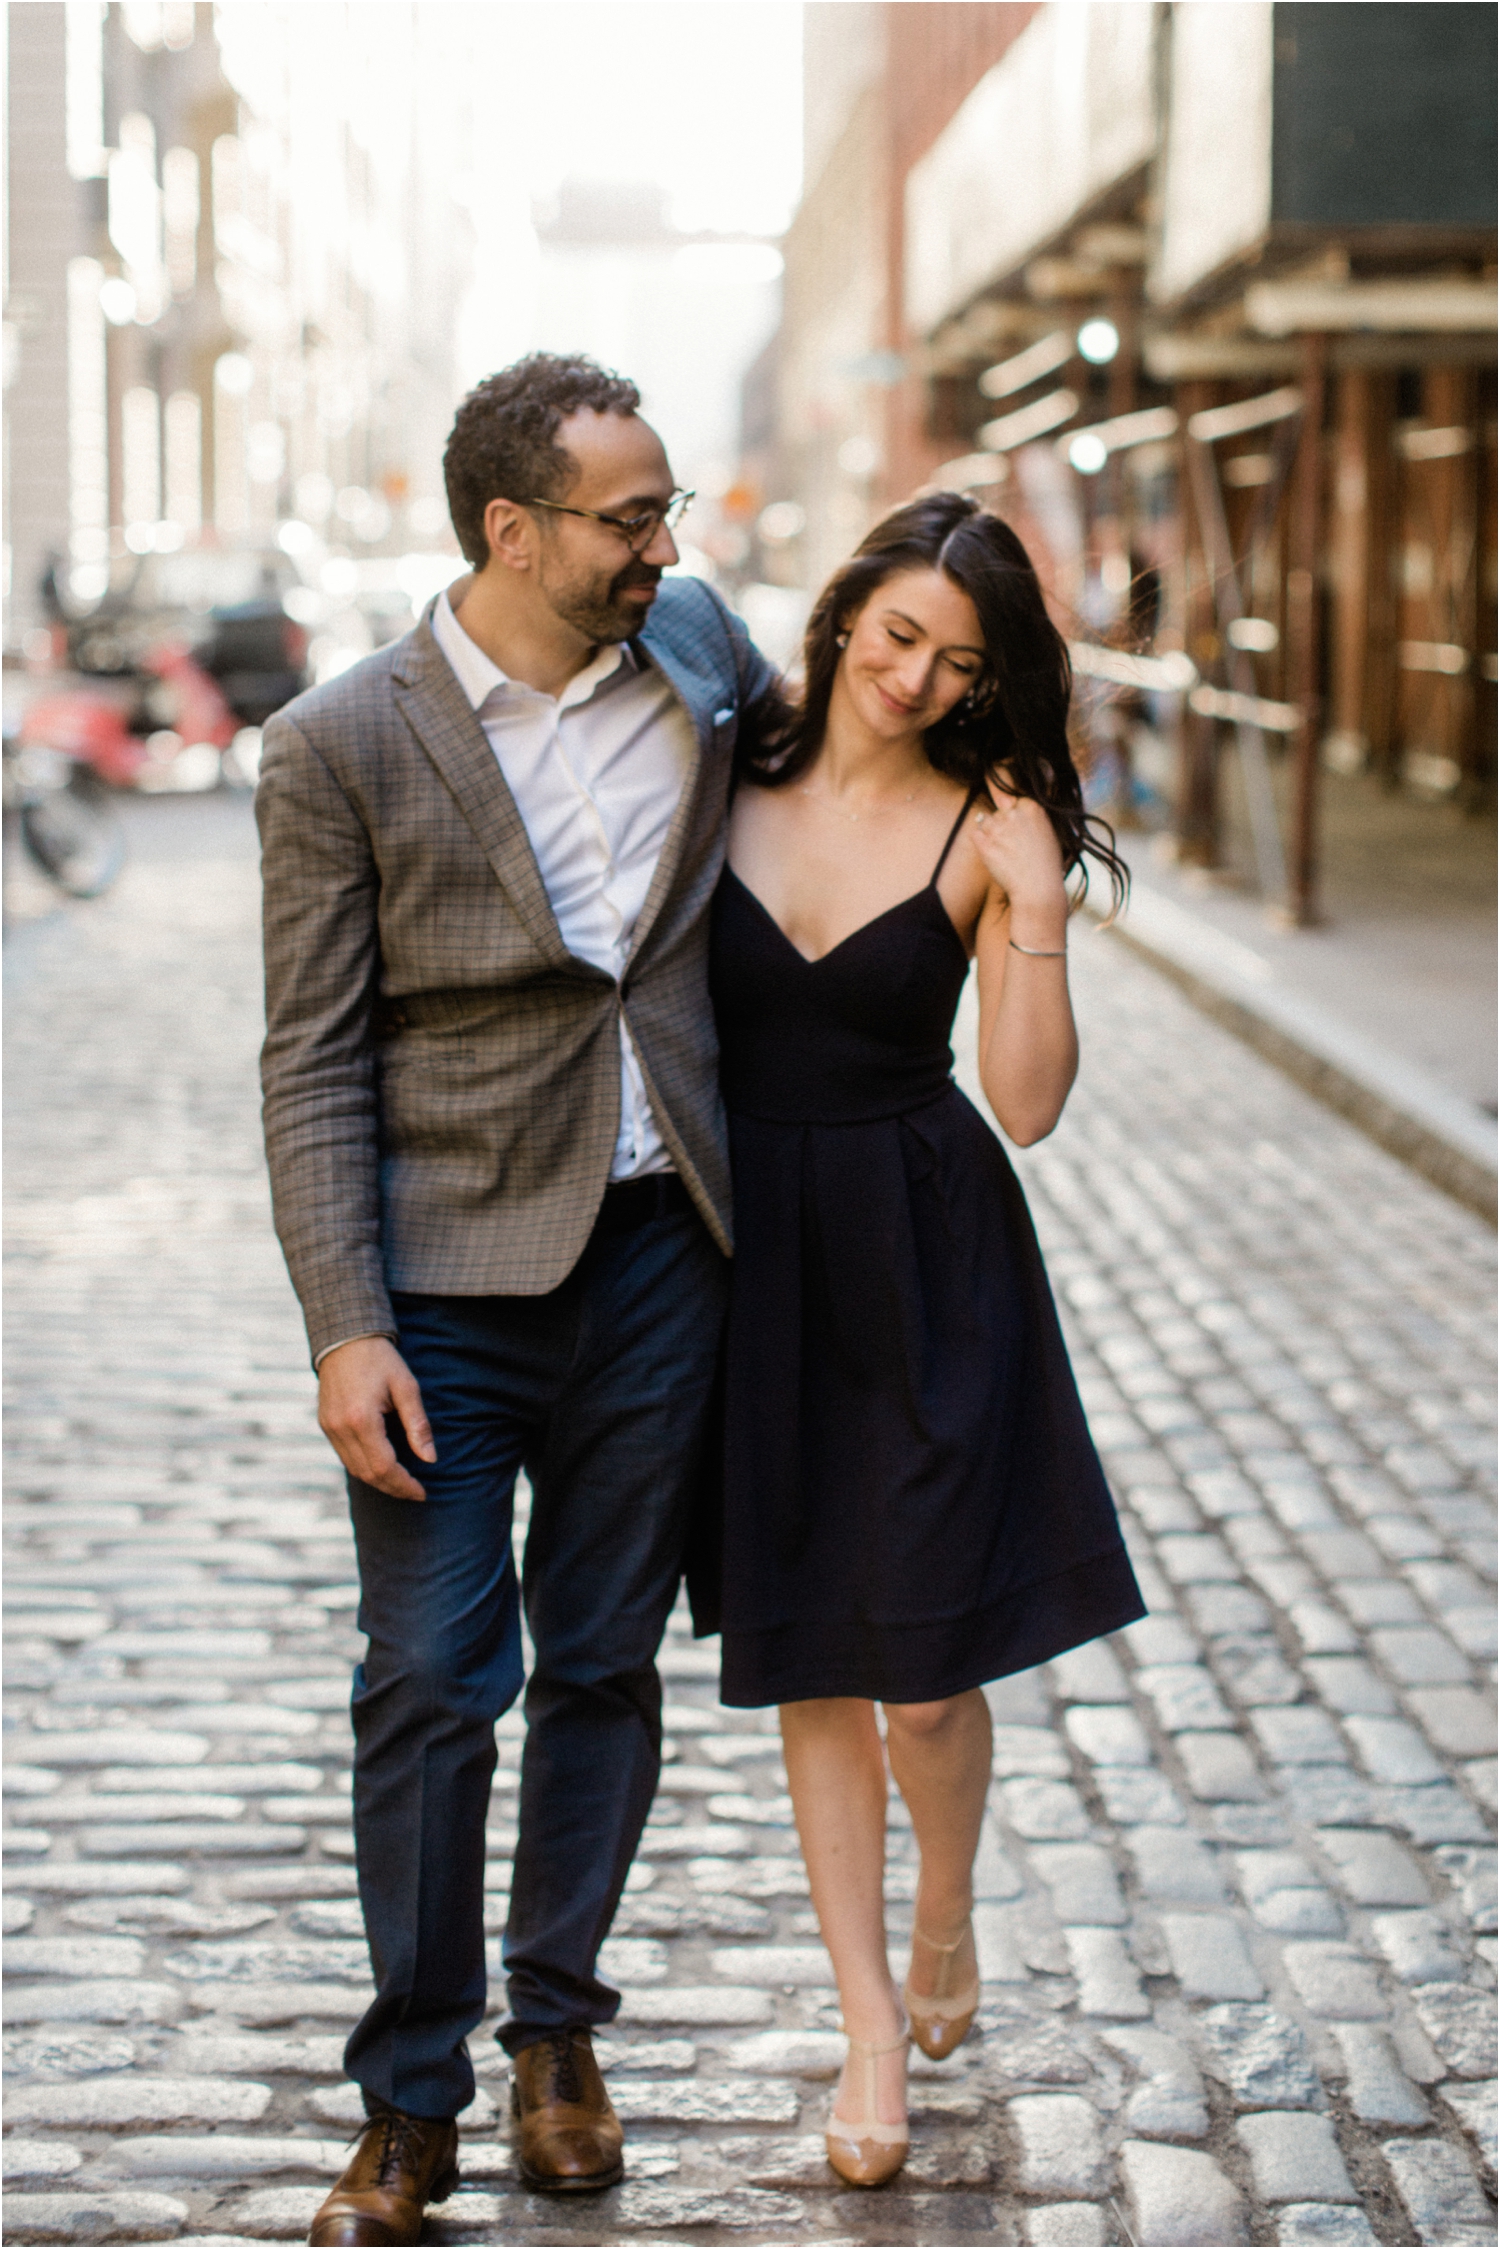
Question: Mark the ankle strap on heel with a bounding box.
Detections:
[843,2026,911,2059]
[912,1922,969,1955]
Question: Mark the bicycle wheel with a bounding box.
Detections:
[21,769,126,898]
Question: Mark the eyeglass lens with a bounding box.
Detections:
[621,492,690,551]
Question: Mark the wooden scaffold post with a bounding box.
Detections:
[1285,332,1329,926]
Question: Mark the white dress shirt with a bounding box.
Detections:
[431,589,697,1180]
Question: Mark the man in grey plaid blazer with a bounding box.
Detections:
[258,356,774,2242]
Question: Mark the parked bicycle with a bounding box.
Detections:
[3,737,125,899]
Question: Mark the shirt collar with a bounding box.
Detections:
[431,589,637,714]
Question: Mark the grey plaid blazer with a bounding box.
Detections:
[257,578,773,1365]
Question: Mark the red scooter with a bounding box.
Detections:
[16,639,240,790]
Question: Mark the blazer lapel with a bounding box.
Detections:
[625,618,720,966]
[392,610,572,969]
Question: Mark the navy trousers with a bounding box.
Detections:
[341,1183,727,2120]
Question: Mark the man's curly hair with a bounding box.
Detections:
[442,353,641,568]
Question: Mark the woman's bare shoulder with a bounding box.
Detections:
[728,774,793,833]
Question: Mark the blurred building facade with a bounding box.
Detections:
[4,0,474,643]
[756,1,1497,923]
[533,177,782,543]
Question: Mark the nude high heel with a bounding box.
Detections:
[904,1918,980,2060]
[824,2021,910,2188]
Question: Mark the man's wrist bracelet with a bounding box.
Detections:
[1009,939,1067,957]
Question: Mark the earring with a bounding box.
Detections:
[835,633,849,648]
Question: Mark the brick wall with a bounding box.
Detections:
[881,3,1041,500]
[886,1,1040,185]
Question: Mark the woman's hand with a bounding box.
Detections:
[970,789,1078,1145]
[970,791,1068,944]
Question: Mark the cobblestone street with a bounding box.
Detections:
[4,792,1495,2248]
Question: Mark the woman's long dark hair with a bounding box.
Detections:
[740,491,1127,912]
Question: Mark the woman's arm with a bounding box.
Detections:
[969,794,1079,1146]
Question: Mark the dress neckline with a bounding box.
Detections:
[724,786,977,968]
[724,865,968,969]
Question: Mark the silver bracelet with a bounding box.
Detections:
[1009,939,1067,957]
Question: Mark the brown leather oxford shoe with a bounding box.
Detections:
[307,2106,459,2246]
[510,2027,624,2192]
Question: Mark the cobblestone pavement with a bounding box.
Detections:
[5,794,1496,2249]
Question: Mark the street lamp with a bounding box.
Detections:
[215,352,254,397]
[99,276,137,325]
[1076,318,1120,365]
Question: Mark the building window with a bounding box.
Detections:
[212,134,243,258]
[163,147,200,296]
[214,355,252,536]
[109,113,166,324]
[66,258,109,599]
[65,2,106,181]
[122,386,162,549]
[164,390,203,535]
[122,2,194,52]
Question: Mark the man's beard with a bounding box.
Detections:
[542,553,661,645]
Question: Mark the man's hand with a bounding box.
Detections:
[318,1337,437,1502]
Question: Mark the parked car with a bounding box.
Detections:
[53,547,312,727]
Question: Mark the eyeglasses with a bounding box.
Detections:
[525,488,694,554]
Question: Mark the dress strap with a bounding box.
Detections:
[931,789,980,886]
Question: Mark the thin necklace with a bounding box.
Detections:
[797,780,925,823]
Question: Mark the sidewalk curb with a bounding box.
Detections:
[1093,893,1498,1227]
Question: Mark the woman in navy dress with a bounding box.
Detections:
[709,493,1145,2187]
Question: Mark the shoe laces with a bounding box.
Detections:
[533,2029,584,2104]
[368,2109,432,2186]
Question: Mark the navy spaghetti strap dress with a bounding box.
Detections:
[708,799,1145,1708]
